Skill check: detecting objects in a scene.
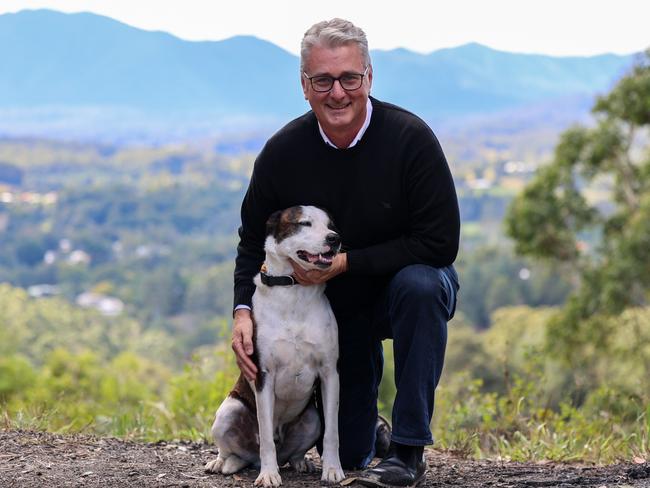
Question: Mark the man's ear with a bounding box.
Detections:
[301,74,309,100]
[265,210,282,237]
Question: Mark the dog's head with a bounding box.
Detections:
[264,206,341,270]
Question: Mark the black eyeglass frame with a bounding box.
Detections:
[303,66,370,93]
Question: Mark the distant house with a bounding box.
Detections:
[503,160,537,175]
[135,244,171,259]
[0,190,57,205]
[467,178,493,190]
[68,250,91,265]
[43,243,92,266]
[0,191,14,203]
[76,292,124,316]
[59,239,72,253]
[27,284,61,298]
[43,250,57,265]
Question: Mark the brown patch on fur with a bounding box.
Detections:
[256,370,267,392]
[233,406,260,455]
[229,373,257,414]
[222,395,260,457]
[266,206,303,243]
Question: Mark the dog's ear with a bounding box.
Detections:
[265,210,282,237]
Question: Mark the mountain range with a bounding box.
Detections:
[0,9,637,141]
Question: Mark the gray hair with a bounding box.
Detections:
[300,18,371,73]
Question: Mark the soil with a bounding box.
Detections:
[1,430,649,488]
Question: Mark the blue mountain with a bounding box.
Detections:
[0,9,637,137]
[372,43,632,118]
[0,9,304,115]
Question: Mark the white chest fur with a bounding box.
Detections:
[252,279,338,423]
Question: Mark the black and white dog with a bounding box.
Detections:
[205,206,345,487]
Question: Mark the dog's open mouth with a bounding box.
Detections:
[297,249,337,267]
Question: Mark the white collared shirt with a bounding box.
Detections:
[318,98,373,149]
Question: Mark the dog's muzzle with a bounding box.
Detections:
[297,233,341,268]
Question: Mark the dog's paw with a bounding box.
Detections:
[204,457,224,473]
[321,464,345,485]
[255,469,282,487]
[290,455,316,473]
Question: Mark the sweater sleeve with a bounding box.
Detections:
[346,130,460,275]
[233,144,278,309]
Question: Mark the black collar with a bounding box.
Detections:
[260,271,297,287]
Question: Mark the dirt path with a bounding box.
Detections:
[1,430,648,487]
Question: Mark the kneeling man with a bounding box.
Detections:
[231,18,460,488]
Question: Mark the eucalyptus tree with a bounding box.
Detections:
[505,50,650,392]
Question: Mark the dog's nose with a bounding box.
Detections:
[326,233,341,247]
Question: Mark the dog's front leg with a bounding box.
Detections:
[254,375,282,487]
[320,367,345,484]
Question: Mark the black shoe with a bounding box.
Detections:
[357,442,426,488]
[374,415,391,459]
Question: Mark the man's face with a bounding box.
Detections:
[301,43,372,140]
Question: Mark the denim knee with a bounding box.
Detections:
[391,264,444,299]
[389,265,457,318]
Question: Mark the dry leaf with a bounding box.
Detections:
[340,477,358,486]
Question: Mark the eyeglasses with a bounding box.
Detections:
[303,66,369,93]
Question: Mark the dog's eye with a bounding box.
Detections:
[297,221,312,227]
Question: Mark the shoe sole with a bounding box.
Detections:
[352,472,426,488]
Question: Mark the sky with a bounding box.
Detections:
[1,0,649,57]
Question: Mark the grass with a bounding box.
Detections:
[3,372,648,464]
[432,378,650,463]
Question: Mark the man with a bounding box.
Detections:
[231,18,460,488]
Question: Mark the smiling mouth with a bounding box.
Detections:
[327,103,351,110]
[297,249,337,268]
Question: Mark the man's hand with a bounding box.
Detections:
[291,253,348,285]
[232,308,258,380]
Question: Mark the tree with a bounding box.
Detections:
[15,239,46,267]
[505,50,650,379]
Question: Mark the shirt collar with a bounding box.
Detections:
[318,98,373,149]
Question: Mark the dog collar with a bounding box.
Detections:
[259,263,297,287]
[260,271,297,287]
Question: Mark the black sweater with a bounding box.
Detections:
[234,97,460,317]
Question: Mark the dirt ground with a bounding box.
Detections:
[1,430,649,488]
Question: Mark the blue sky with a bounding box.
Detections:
[1,0,649,56]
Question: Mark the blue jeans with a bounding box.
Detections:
[335,264,459,469]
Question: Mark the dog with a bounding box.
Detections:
[205,205,345,487]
